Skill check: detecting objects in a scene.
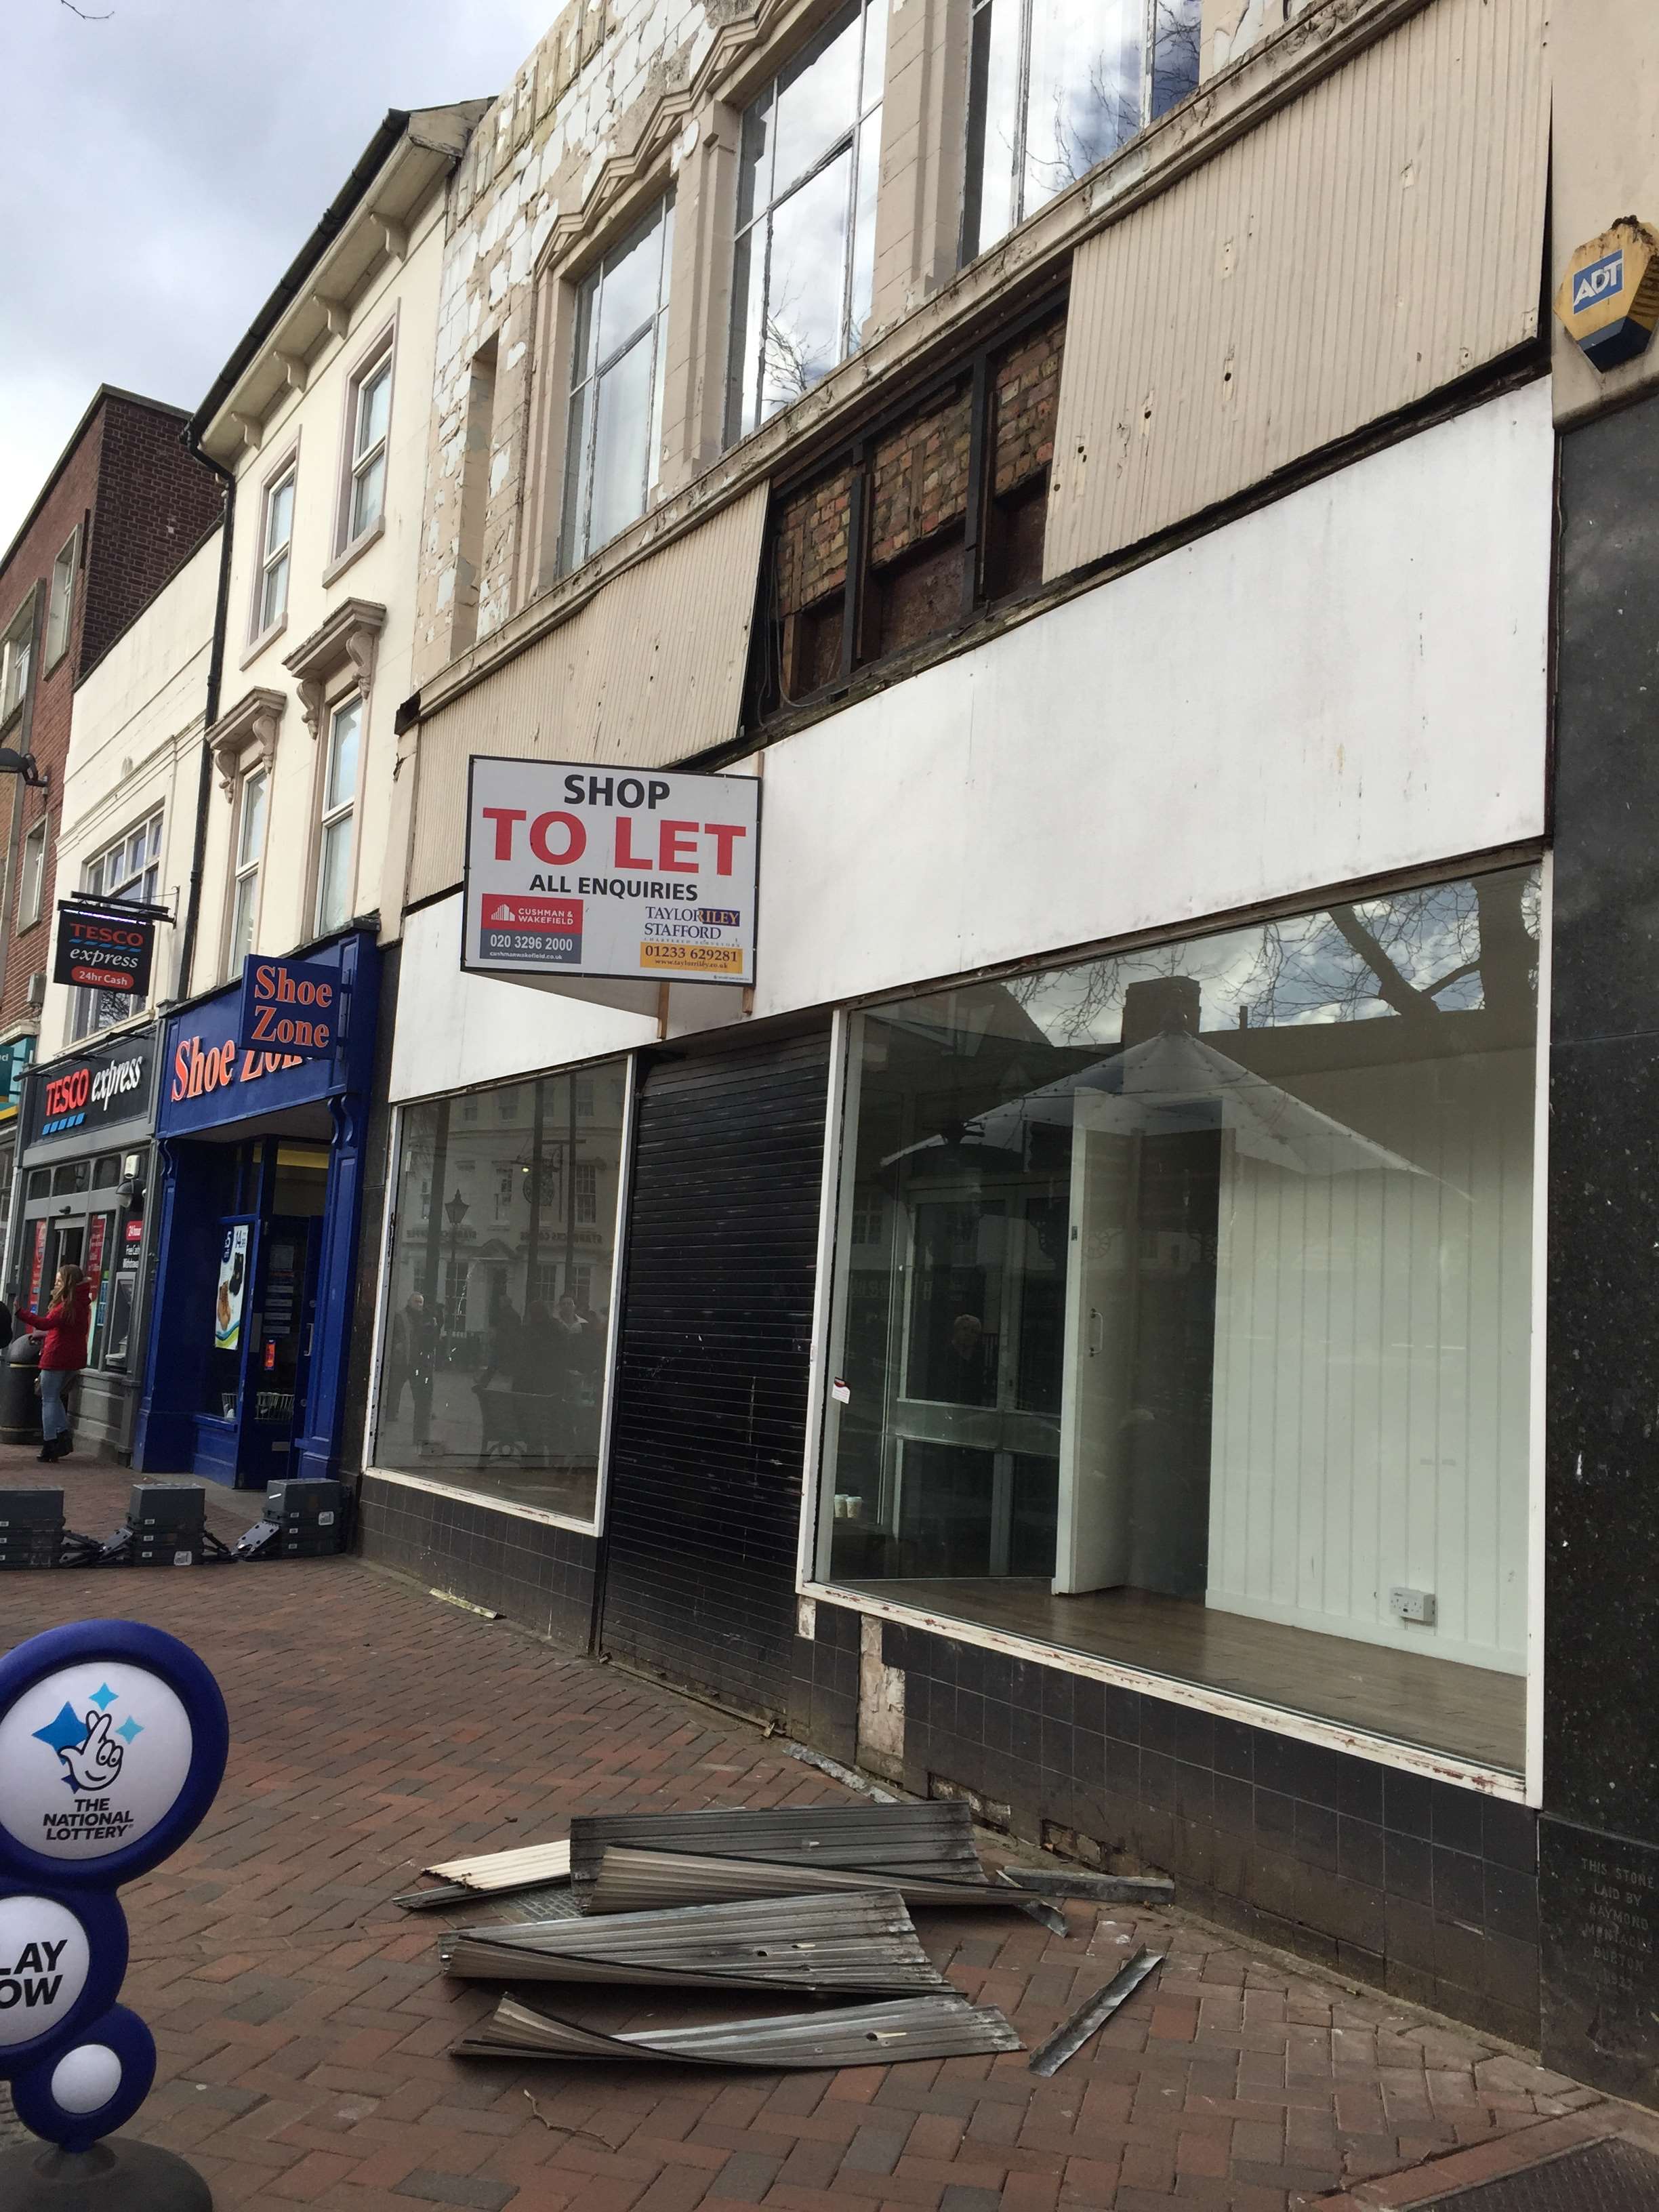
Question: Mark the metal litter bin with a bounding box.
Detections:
[1,1332,43,1448]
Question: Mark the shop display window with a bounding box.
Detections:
[818,863,1541,1772]
[376,1061,630,1525]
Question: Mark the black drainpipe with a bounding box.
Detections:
[175,445,236,1000]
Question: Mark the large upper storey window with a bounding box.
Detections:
[962,0,1200,261]
[726,0,888,443]
[560,194,675,573]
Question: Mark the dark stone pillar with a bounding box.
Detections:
[1544,386,1659,2102]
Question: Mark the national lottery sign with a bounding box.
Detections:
[463,757,760,986]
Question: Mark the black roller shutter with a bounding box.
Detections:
[600,1027,832,1720]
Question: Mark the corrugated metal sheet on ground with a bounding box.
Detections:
[567,1802,981,1892]
[455,1991,1023,2065]
[1044,0,1549,579]
[599,1033,832,1719]
[428,1839,572,1890]
[409,483,769,903]
[441,1888,951,1991]
[583,1845,1028,1915]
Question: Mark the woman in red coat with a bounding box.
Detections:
[18,1263,91,1462]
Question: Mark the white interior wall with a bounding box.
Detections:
[1206,1050,1534,1673]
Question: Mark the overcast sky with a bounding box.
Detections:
[0,0,550,553]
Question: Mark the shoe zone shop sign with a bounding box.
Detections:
[0,1620,227,2159]
[464,758,761,985]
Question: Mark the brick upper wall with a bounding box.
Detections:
[81,398,224,676]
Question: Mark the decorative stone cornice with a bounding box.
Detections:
[281,598,388,736]
[208,687,286,801]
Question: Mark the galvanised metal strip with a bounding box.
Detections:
[440,1888,951,1992]
[583,1845,1042,1915]
[1027,1947,1164,2076]
[998,1868,1174,1904]
[455,1992,1024,2066]
[567,1801,982,1895]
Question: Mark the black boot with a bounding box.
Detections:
[37,1443,53,1462]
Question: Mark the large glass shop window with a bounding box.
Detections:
[377,1062,628,1521]
[820,865,1540,1771]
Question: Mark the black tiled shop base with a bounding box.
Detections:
[788,1598,859,1769]
[357,1476,597,1650]
[794,1606,1540,2043]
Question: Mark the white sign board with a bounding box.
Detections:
[464,758,760,987]
[0,1662,194,1862]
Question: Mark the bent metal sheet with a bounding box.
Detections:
[463,756,760,987]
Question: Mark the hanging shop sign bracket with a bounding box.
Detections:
[462,757,761,1010]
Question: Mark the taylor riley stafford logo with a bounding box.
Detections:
[30,1681,144,1842]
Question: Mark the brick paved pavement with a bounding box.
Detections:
[0,1454,1652,2211]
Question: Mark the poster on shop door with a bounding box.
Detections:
[463,757,760,985]
[213,1226,248,1351]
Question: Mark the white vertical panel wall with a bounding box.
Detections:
[1207,1051,1532,1673]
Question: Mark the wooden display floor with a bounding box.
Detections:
[842,1574,1525,1773]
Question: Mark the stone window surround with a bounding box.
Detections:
[331,310,400,567]
[244,434,302,664]
[281,597,387,739]
[208,686,286,804]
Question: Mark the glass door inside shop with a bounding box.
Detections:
[198,1143,329,1485]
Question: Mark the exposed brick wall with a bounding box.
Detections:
[0,391,222,1036]
[991,313,1065,498]
[80,397,224,676]
[774,466,855,618]
[867,382,974,569]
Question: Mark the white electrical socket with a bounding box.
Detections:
[1390,1586,1437,1626]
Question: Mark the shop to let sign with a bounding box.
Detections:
[236,955,341,1061]
[52,904,155,1001]
[463,758,760,986]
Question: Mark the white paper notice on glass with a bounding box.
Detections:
[462,757,760,986]
[831,1378,851,1404]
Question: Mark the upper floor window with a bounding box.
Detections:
[342,342,393,552]
[559,194,676,573]
[227,767,268,976]
[315,695,361,935]
[16,819,46,930]
[254,466,295,639]
[70,813,162,1039]
[1,597,34,724]
[962,0,1200,261]
[44,531,77,670]
[726,0,888,444]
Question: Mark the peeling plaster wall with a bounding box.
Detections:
[415,0,721,687]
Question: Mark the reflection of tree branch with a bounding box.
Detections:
[1328,903,1438,1018]
[1475,872,1536,1020]
[60,0,115,18]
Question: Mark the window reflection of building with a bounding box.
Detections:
[375,1060,628,1524]
[821,864,1540,1775]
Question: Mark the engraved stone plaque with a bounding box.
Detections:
[1540,1816,1659,2106]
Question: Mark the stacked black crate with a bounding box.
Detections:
[0,1488,63,1570]
[127,1483,205,1567]
[266,1479,344,1557]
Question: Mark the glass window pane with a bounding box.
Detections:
[737,86,775,233]
[260,550,289,634]
[596,201,666,365]
[356,362,391,457]
[587,337,656,554]
[860,0,890,112]
[560,377,592,571]
[351,450,386,541]
[848,113,881,349]
[230,868,259,968]
[316,815,354,934]
[238,773,268,869]
[373,1065,630,1521]
[760,149,853,420]
[266,476,293,556]
[819,865,1542,1774]
[726,226,768,443]
[326,700,361,812]
[772,1,861,197]
[1024,0,1142,218]
[964,0,1021,258]
[1150,0,1200,118]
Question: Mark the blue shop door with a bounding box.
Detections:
[242,1218,322,1491]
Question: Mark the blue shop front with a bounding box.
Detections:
[134,930,380,1488]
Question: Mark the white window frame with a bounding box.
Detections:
[16,819,47,931]
[313,692,363,937]
[1,596,35,724]
[226,766,269,979]
[250,453,298,647]
[335,323,396,560]
[69,811,163,1039]
[44,530,77,670]
[558,193,675,574]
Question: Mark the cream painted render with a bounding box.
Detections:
[389,382,1552,1105]
[43,529,222,1054]
[192,171,451,987]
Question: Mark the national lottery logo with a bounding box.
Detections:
[30,1688,144,1843]
[0,1662,194,1863]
